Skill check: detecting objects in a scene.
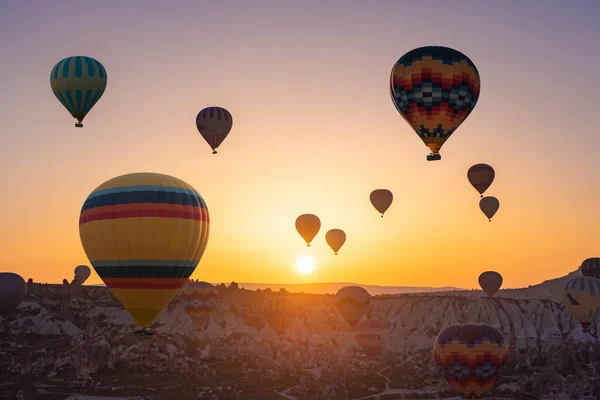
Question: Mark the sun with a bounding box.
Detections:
[296,256,315,276]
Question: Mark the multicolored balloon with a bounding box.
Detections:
[563,276,600,331]
[74,265,91,285]
[181,280,219,331]
[479,196,499,222]
[335,286,370,329]
[581,258,600,279]
[0,273,27,317]
[196,107,233,154]
[467,164,495,197]
[370,189,393,218]
[390,46,481,161]
[79,172,210,330]
[50,56,107,127]
[295,214,321,247]
[478,271,503,297]
[434,323,509,399]
[325,229,346,255]
[264,295,295,336]
[355,319,387,356]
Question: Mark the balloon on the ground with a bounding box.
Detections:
[325,229,346,255]
[581,258,600,279]
[390,46,481,161]
[295,214,321,246]
[467,164,495,197]
[74,265,91,285]
[196,107,233,154]
[264,295,295,336]
[181,280,219,331]
[478,271,503,297]
[50,56,107,127]
[335,286,370,329]
[563,276,600,331]
[370,189,393,217]
[434,323,509,399]
[0,273,27,316]
[479,196,499,221]
[355,319,387,355]
[79,172,210,329]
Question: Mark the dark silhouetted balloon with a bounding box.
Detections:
[325,229,346,255]
[355,319,387,355]
[467,164,495,197]
[370,189,393,217]
[264,295,295,336]
[478,271,503,297]
[434,323,509,399]
[581,258,600,279]
[295,214,321,246]
[335,286,370,329]
[479,196,499,221]
[0,273,27,316]
[74,265,91,285]
[196,107,233,154]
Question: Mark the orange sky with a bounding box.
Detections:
[1,1,599,289]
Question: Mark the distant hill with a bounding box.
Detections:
[226,282,463,295]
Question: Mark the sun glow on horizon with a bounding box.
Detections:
[296,256,315,276]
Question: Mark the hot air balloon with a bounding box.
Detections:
[79,172,210,335]
[0,273,27,317]
[264,295,295,336]
[370,189,393,218]
[181,280,219,331]
[478,271,503,297]
[434,323,509,400]
[479,196,499,221]
[295,214,321,246]
[581,258,600,279]
[355,319,387,356]
[196,107,233,154]
[467,164,495,197]
[390,46,481,161]
[50,56,107,127]
[325,229,346,255]
[335,286,370,329]
[74,265,91,285]
[563,276,600,332]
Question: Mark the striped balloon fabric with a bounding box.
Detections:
[263,295,295,336]
[562,276,600,330]
[50,56,107,127]
[79,172,210,328]
[181,280,219,331]
[434,323,509,399]
[581,258,600,279]
[467,164,495,197]
[196,107,233,154]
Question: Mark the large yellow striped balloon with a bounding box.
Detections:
[79,172,209,328]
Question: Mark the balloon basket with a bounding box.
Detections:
[75,122,83,128]
[135,327,155,338]
[426,153,441,161]
[212,150,217,154]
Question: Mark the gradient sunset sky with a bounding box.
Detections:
[1,0,599,289]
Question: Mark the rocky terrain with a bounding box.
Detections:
[0,272,599,400]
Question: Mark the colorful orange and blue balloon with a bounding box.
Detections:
[79,172,210,329]
[563,276,600,331]
[434,323,509,399]
[181,280,219,331]
[50,56,107,127]
[390,46,481,161]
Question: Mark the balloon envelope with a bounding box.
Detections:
[335,286,370,329]
[478,271,503,297]
[79,172,210,328]
[325,229,346,255]
[0,273,27,316]
[50,56,107,127]
[355,319,387,355]
[295,214,321,246]
[563,276,600,331]
[434,323,509,399]
[581,258,600,279]
[264,295,295,336]
[181,280,219,331]
[479,196,499,221]
[74,265,91,284]
[467,164,495,197]
[390,46,481,158]
[370,189,393,217]
[196,107,233,154]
